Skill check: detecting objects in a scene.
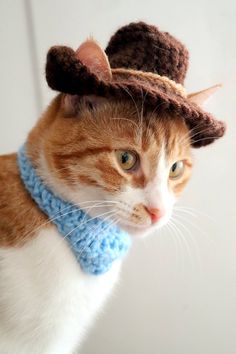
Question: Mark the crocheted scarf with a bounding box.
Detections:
[17,146,131,276]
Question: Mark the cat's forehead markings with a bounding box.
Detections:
[135,142,164,188]
[164,118,191,161]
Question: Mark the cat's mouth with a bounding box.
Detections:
[114,204,167,231]
[115,209,170,237]
[117,216,166,236]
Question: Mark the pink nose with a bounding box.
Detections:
[145,207,164,223]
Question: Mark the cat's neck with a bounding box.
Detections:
[0,153,47,247]
[0,97,62,247]
[17,146,131,275]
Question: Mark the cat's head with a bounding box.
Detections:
[28,40,219,237]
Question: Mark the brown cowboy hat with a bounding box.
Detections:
[45,22,226,148]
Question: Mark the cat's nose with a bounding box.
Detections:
[145,206,164,223]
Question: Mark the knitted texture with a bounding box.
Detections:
[45,22,225,148]
[17,146,131,276]
[106,22,189,84]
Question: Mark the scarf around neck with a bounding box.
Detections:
[17,146,131,276]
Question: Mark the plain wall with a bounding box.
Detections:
[0,1,236,353]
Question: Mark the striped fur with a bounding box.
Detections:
[0,93,193,353]
[0,93,193,245]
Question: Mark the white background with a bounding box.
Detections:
[0,1,236,353]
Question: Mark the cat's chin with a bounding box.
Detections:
[118,222,158,238]
[118,216,170,238]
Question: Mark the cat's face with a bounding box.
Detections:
[35,95,192,237]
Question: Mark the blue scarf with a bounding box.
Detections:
[17,146,131,276]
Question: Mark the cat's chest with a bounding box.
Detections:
[0,226,121,352]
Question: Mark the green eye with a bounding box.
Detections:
[169,161,185,179]
[115,150,138,171]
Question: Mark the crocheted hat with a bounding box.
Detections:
[46,22,225,147]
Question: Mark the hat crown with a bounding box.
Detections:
[106,22,189,85]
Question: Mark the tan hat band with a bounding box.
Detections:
[112,68,187,98]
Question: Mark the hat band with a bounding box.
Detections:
[112,68,187,98]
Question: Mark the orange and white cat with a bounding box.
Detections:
[0,40,218,354]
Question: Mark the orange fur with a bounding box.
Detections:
[0,154,47,247]
[0,93,192,246]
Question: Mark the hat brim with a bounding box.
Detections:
[46,46,226,148]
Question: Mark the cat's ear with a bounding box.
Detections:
[76,38,112,81]
[188,84,222,106]
[63,39,111,115]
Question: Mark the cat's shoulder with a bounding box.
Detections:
[0,153,47,247]
[0,153,21,201]
[0,152,18,178]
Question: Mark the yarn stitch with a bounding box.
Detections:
[17,146,131,276]
[45,22,226,148]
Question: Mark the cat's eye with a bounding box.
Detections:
[169,161,185,179]
[115,150,139,171]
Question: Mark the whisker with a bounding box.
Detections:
[144,101,170,145]
[139,88,148,146]
[167,219,186,275]
[121,86,141,122]
[75,211,119,258]
[121,86,146,144]
[164,221,182,270]
[178,120,207,146]
[77,213,121,258]
[175,205,215,223]
[190,135,222,145]
[174,209,215,246]
[169,217,195,268]
[179,125,220,149]
[171,213,202,272]
[22,200,120,241]
[111,117,140,130]
[42,209,118,264]
[174,206,198,218]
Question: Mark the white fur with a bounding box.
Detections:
[111,146,176,236]
[38,145,175,232]
[0,145,177,353]
[0,227,120,354]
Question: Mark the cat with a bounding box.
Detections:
[0,37,220,354]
